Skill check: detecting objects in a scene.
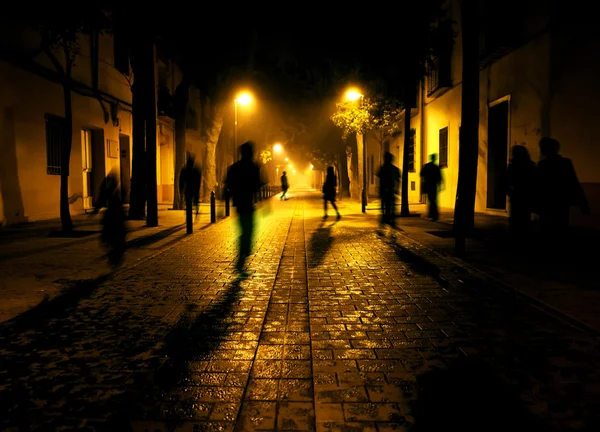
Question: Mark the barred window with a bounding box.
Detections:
[439,127,448,168]
[45,114,66,175]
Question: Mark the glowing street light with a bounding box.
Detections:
[345,88,363,101]
[284,157,289,162]
[288,163,293,169]
[309,164,314,170]
[236,93,252,105]
[344,87,367,212]
[233,91,254,160]
[292,169,296,174]
[273,143,283,153]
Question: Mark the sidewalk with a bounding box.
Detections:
[0,202,230,323]
[359,197,600,334]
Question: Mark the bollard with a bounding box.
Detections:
[225,189,230,217]
[210,191,216,223]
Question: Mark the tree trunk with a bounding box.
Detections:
[400,108,411,216]
[356,133,364,203]
[346,146,353,198]
[202,105,225,202]
[128,79,146,220]
[173,81,189,210]
[59,59,74,233]
[453,0,480,257]
[145,41,158,227]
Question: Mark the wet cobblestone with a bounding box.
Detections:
[1,191,600,431]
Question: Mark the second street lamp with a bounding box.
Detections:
[345,88,367,213]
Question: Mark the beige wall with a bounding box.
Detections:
[0,61,132,224]
[411,0,600,230]
[0,26,134,225]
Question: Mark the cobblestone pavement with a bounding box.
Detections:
[0,208,215,323]
[2,190,600,431]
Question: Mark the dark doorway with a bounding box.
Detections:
[119,134,131,204]
[487,100,509,210]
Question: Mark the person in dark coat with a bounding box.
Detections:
[225,142,264,272]
[93,168,127,267]
[507,144,535,238]
[280,171,289,200]
[322,166,341,220]
[377,151,401,226]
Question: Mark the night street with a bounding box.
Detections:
[1,190,600,431]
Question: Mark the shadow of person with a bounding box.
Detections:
[308,222,334,269]
[410,357,556,432]
[155,278,243,388]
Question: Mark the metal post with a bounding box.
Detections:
[362,134,368,213]
[233,99,238,162]
[210,191,216,223]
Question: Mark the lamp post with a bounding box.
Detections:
[273,143,282,185]
[345,89,367,213]
[234,92,252,162]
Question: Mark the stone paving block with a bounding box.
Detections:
[277,401,315,430]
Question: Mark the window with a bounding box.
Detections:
[439,127,448,168]
[45,114,66,175]
[407,129,416,172]
[427,56,452,96]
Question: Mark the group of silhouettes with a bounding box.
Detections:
[91,137,589,271]
[507,137,589,245]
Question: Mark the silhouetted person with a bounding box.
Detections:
[93,168,127,267]
[179,152,201,232]
[420,153,442,221]
[225,142,263,272]
[280,171,289,200]
[507,145,535,239]
[377,151,401,226]
[322,166,341,220]
[534,137,589,246]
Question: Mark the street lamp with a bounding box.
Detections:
[272,143,283,184]
[345,89,363,101]
[345,88,367,213]
[234,92,253,161]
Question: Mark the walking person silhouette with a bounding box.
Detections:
[377,151,401,226]
[92,168,127,267]
[420,153,442,221]
[225,142,263,273]
[322,166,341,220]
[280,170,289,200]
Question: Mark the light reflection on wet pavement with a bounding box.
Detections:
[1,190,600,431]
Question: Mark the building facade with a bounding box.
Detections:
[0,22,202,225]
[377,0,600,229]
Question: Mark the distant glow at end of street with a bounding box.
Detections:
[236,93,252,105]
[288,163,293,169]
[345,89,363,101]
[292,169,296,174]
[309,164,314,170]
[285,157,289,162]
[273,143,283,153]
